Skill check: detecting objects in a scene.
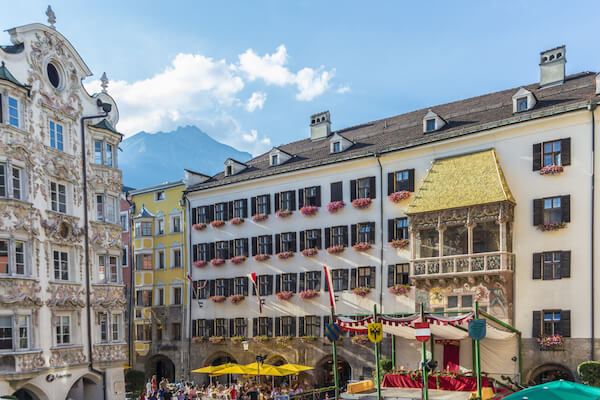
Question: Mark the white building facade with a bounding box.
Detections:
[0,11,126,400]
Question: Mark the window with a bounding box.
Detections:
[306,229,320,249]
[281,233,295,252]
[135,222,152,237]
[215,203,227,221]
[216,279,227,296]
[234,318,247,336]
[0,315,30,350]
[543,140,562,167]
[55,315,71,345]
[226,165,233,176]
[172,323,181,340]
[357,222,375,244]
[517,97,528,112]
[50,182,67,213]
[96,195,104,221]
[96,194,117,223]
[393,218,409,241]
[357,267,373,287]
[304,186,319,207]
[280,191,294,211]
[258,317,272,336]
[447,296,458,308]
[257,195,269,215]
[543,311,561,335]
[157,288,164,306]
[271,154,278,165]
[234,277,246,295]
[281,316,295,336]
[49,121,64,151]
[98,255,106,282]
[461,295,473,308]
[155,191,165,201]
[258,235,271,255]
[121,247,128,267]
[106,143,113,167]
[136,254,153,270]
[396,170,409,192]
[0,163,25,200]
[17,316,29,349]
[157,250,165,270]
[111,314,121,341]
[425,118,436,132]
[0,239,27,276]
[258,275,271,296]
[157,218,164,235]
[233,200,246,218]
[234,239,247,257]
[0,316,12,350]
[305,316,320,336]
[306,271,321,291]
[332,269,348,292]
[195,280,209,300]
[120,215,128,232]
[47,62,61,88]
[53,250,69,281]
[99,312,108,342]
[282,273,296,292]
[197,243,209,261]
[172,248,181,268]
[215,319,227,337]
[108,256,118,282]
[544,197,562,224]
[136,324,152,341]
[533,139,570,171]
[194,206,210,224]
[389,264,409,286]
[357,178,371,199]
[171,216,181,233]
[94,141,103,164]
[534,251,572,280]
[172,287,182,305]
[8,97,19,128]
[331,226,347,247]
[216,241,228,259]
[332,141,341,153]
[136,290,152,307]
[417,229,439,258]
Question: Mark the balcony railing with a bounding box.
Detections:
[411,251,514,278]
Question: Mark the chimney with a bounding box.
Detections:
[539,46,566,88]
[310,111,331,141]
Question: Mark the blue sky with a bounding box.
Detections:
[2,1,599,156]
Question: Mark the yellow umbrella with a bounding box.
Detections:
[278,364,313,373]
[243,363,292,376]
[192,363,239,373]
[215,364,254,375]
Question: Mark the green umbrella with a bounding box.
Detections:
[504,380,600,400]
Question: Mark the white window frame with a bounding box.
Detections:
[156,287,165,306]
[97,253,120,284]
[120,213,129,232]
[171,247,182,268]
[171,285,182,305]
[49,181,68,214]
[0,314,31,351]
[93,138,117,168]
[96,194,118,224]
[156,249,165,270]
[49,120,65,151]
[0,238,29,276]
[7,96,20,128]
[0,161,27,201]
[55,314,72,346]
[155,191,166,202]
[156,218,165,235]
[52,248,70,281]
[121,246,128,267]
[170,214,181,234]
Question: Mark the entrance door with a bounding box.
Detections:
[443,343,460,372]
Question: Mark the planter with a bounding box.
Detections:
[275,291,294,301]
[537,335,564,350]
[351,335,369,345]
[353,242,372,252]
[252,213,268,222]
[300,206,319,216]
[229,294,245,304]
[299,289,319,300]
[210,258,225,266]
[540,164,564,175]
[192,223,207,231]
[209,336,225,344]
[275,336,293,345]
[254,254,270,262]
[301,248,318,257]
[301,336,317,343]
[192,337,206,344]
[276,209,293,218]
[229,217,244,225]
[389,284,411,296]
[229,255,247,265]
[210,220,225,228]
[277,251,294,260]
[352,287,371,297]
[389,191,411,203]
[352,198,372,209]
[231,336,246,344]
[538,222,566,232]
[253,336,270,344]
[390,239,410,249]
[209,295,226,303]
[326,201,346,213]
[193,260,208,268]
[327,245,345,254]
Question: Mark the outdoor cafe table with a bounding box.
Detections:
[382,373,495,392]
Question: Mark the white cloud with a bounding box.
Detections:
[246,91,267,112]
[337,85,351,94]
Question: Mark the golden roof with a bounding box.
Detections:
[406,149,514,214]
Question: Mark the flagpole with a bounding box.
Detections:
[373,304,382,400]
[475,301,482,400]
[420,303,429,400]
[331,306,340,400]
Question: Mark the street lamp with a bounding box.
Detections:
[256,354,267,385]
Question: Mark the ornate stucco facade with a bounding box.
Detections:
[0,11,126,400]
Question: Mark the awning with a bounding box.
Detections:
[406,149,514,214]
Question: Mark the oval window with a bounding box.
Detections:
[47,62,61,89]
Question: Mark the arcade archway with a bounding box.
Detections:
[316,355,351,390]
[529,363,574,385]
[147,354,176,382]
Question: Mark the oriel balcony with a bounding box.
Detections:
[412,251,514,278]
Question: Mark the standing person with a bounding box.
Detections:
[146,379,153,397]
[229,384,238,400]
[152,375,158,392]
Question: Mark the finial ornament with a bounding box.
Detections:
[46,6,56,29]
[100,72,109,93]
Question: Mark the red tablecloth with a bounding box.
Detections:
[382,373,494,392]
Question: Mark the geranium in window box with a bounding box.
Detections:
[276,290,294,301]
[537,334,564,350]
[254,254,270,262]
[229,255,246,265]
[192,336,206,344]
[229,217,244,225]
[276,209,293,218]
[353,242,372,252]
[352,198,372,209]
[275,336,293,345]
[299,289,319,300]
[301,335,317,343]
[210,258,225,266]
[277,251,294,260]
[326,201,346,213]
[193,260,208,268]
[390,239,410,249]
[351,335,369,345]
[352,287,371,297]
[229,294,245,304]
[538,222,567,232]
[540,164,564,175]
[231,336,246,344]
[208,336,225,344]
[210,220,225,228]
[300,206,319,216]
[253,335,270,344]
[192,223,207,231]
[209,295,226,303]
[327,245,345,254]
[389,191,411,203]
[252,213,268,222]
[389,284,411,296]
[301,248,319,257]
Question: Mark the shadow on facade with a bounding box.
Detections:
[146,354,176,382]
[314,355,351,390]
[66,373,103,400]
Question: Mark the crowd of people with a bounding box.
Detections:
[140,375,308,400]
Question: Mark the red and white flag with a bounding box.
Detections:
[248,273,262,313]
[186,275,207,297]
[323,266,336,313]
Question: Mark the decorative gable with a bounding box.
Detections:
[329,132,354,154]
[269,147,292,166]
[423,109,446,133]
[224,158,247,177]
[512,87,536,113]
[184,169,210,187]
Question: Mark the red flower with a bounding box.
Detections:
[352,198,372,209]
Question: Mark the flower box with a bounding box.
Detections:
[230,217,244,225]
[229,294,245,304]
[277,251,294,260]
[254,254,270,262]
[210,258,225,266]
[389,284,411,296]
[253,336,270,344]
[275,336,293,345]
[300,206,319,216]
[192,223,207,231]
[299,289,319,300]
[252,213,268,222]
[327,245,345,254]
[352,198,372,209]
[209,295,226,303]
[326,201,346,213]
[211,220,225,228]
[193,260,208,268]
[389,191,411,203]
[276,209,293,218]
[390,239,410,249]
[301,336,317,343]
[351,335,369,345]
[192,337,206,344]
[353,242,372,252]
[209,336,225,344]
[540,164,564,175]
[276,291,294,301]
[352,287,371,297]
[231,336,246,344]
[301,248,319,257]
[537,334,564,350]
[229,255,247,265]
[538,222,566,232]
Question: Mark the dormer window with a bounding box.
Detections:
[423,110,445,133]
[512,87,536,113]
[333,142,341,153]
[425,119,436,132]
[226,165,233,176]
[271,154,278,166]
[517,97,528,112]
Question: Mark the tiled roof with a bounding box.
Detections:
[406,149,514,214]
[134,204,154,218]
[91,119,122,136]
[0,61,28,89]
[186,72,600,193]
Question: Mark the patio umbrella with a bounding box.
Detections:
[217,364,255,375]
[278,364,313,373]
[192,363,239,373]
[503,380,600,400]
[243,363,293,376]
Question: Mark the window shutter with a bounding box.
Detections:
[369,176,376,199]
[291,317,296,337]
[387,172,395,195]
[229,278,235,297]
[266,195,271,214]
[192,207,197,225]
[252,279,256,296]
[276,274,281,294]
[351,224,357,245]
[350,268,357,290]
[342,269,349,290]
[229,319,234,337]
[275,317,281,337]
[316,229,322,249]
[192,244,198,262]
[274,193,280,212]
[331,181,343,202]
[317,316,322,337]
[388,265,395,287]
[533,199,543,226]
[561,251,571,278]
[291,232,297,252]
[268,317,274,336]
[229,240,234,258]
[299,231,306,251]
[290,191,296,210]
[532,143,542,171]
[243,239,249,257]
[408,169,415,192]
[343,226,349,247]
[268,236,273,254]
[532,253,542,280]
[227,201,233,220]
[209,280,216,297]
[388,219,395,242]
[561,138,571,166]
[532,311,541,338]
[298,189,305,208]
[315,271,322,291]
[315,186,321,207]
[251,197,256,216]
[350,179,357,201]
[324,228,331,249]
[251,237,257,256]
[208,205,215,222]
[209,243,215,260]
[368,222,376,243]
[253,318,258,336]
[298,317,305,337]
[299,273,305,292]
[561,195,570,223]
[291,273,298,293]
[243,199,248,218]
[275,234,281,254]
[542,257,553,281]
[559,310,571,337]
[208,320,215,337]
[243,277,249,296]
[267,275,274,295]
[369,267,376,289]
